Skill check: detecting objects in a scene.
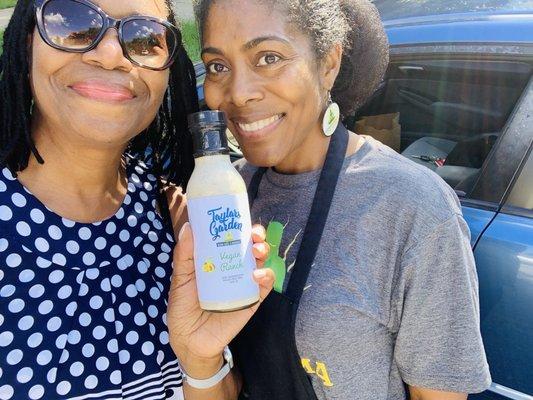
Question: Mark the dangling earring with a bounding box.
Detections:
[322,92,340,137]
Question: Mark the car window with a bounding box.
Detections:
[506,147,533,210]
[373,0,533,21]
[352,59,532,198]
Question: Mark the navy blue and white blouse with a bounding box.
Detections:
[0,159,183,400]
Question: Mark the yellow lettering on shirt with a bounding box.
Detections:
[300,358,333,387]
[301,358,315,374]
[315,362,333,387]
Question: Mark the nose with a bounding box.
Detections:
[227,67,263,107]
[82,29,133,72]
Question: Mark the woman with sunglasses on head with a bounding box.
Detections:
[179,0,493,399]
[0,0,275,399]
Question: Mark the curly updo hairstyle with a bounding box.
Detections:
[194,0,389,116]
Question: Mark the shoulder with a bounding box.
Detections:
[125,155,187,238]
[125,156,158,188]
[0,167,17,224]
[0,166,17,185]
[343,137,462,232]
[0,167,19,204]
[233,157,259,185]
[164,184,187,240]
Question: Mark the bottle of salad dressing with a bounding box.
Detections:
[186,111,260,312]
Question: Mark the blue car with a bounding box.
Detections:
[369,2,533,399]
[196,1,533,398]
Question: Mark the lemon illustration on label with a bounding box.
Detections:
[202,258,216,273]
[224,232,234,243]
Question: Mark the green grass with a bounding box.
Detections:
[181,20,201,62]
[0,29,4,51]
[0,0,16,10]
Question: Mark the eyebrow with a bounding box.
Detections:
[201,35,290,57]
[201,47,224,57]
[242,36,291,50]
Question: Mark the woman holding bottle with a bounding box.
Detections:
[0,0,273,399]
[170,0,492,398]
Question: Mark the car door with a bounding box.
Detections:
[470,95,533,399]
[429,72,532,400]
[354,48,532,398]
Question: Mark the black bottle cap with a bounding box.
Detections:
[188,110,227,128]
[188,111,229,158]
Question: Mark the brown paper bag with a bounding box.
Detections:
[354,112,401,152]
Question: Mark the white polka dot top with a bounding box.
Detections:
[0,159,183,400]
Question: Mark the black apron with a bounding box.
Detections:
[231,124,349,400]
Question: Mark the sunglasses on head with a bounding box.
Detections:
[34,0,181,71]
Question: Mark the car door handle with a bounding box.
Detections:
[398,65,424,72]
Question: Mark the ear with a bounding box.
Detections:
[320,43,343,92]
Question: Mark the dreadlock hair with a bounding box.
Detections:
[0,0,199,224]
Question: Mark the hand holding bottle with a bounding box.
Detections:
[167,222,275,377]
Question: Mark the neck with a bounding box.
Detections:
[17,119,127,222]
[273,124,331,175]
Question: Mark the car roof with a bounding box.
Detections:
[383,11,533,46]
[374,0,533,21]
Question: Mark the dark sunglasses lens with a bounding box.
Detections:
[122,20,177,69]
[42,0,103,50]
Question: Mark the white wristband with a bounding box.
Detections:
[182,346,234,390]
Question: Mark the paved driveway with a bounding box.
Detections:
[0,8,14,30]
[172,0,195,20]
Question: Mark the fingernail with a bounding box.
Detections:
[254,269,267,279]
[252,225,266,238]
[252,224,265,233]
[178,222,189,241]
[253,242,265,251]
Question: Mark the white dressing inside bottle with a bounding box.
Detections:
[186,111,260,312]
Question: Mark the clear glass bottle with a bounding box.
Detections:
[186,111,260,312]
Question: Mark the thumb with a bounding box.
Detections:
[172,222,195,277]
[168,222,199,345]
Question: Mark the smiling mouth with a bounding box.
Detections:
[69,81,136,103]
[235,114,284,133]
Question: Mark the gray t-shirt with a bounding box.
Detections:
[235,137,491,400]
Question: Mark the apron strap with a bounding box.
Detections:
[248,167,268,208]
[248,124,349,303]
[286,124,348,301]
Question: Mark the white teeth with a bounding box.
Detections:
[237,114,282,132]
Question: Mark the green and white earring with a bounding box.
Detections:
[322,92,340,137]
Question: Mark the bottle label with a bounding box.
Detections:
[187,193,259,304]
